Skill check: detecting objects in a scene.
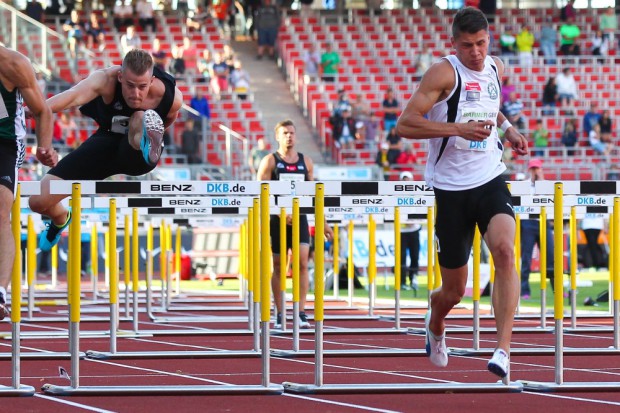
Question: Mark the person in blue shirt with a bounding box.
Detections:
[582,102,601,138]
[189,89,211,132]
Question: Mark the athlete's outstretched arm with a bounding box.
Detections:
[164,87,184,129]
[396,60,493,142]
[10,52,57,166]
[46,68,112,113]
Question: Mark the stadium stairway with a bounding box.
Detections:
[230,38,326,164]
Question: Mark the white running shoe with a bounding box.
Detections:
[487,348,509,378]
[140,109,164,166]
[425,311,448,367]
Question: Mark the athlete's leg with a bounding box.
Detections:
[298,244,310,312]
[28,174,69,226]
[484,213,519,353]
[428,265,468,337]
[0,185,14,292]
[271,252,283,314]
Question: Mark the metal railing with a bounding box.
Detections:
[0,2,93,78]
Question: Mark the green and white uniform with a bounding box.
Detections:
[0,81,26,193]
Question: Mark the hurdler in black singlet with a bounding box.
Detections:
[270,151,311,251]
[48,66,176,180]
[79,66,176,134]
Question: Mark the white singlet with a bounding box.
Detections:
[424,55,506,191]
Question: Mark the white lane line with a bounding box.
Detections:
[34,394,117,413]
[285,393,402,413]
[526,392,620,406]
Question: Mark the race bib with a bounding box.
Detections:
[111,115,130,134]
[454,136,490,152]
[279,173,305,196]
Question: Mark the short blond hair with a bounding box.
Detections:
[122,49,154,76]
[274,119,295,133]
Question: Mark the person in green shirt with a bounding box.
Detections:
[599,6,617,46]
[559,18,581,56]
[320,43,340,82]
[532,119,549,157]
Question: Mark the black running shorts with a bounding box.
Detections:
[433,175,515,269]
[0,138,25,193]
[47,130,154,180]
[270,214,310,254]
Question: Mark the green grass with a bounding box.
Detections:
[173,270,612,313]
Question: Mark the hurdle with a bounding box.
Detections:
[0,184,36,396]
[282,182,523,394]
[43,182,283,395]
[519,183,620,392]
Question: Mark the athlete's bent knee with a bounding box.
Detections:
[492,241,516,271]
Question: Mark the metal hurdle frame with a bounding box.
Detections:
[0,184,36,396]
[519,182,620,392]
[42,181,283,395]
[282,182,523,394]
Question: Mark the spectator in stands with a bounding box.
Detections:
[211,0,231,37]
[500,77,515,106]
[181,36,198,75]
[559,17,581,58]
[538,17,558,65]
[561,118,579,155]
[515,25,535,66]
[395,142,418,167]
[600,6,618,47]
[230,60,250,100]
[136,0,156,33]
[210,52,230,95]
[320,43,340,82]
[255,0,281,60]
[560,0,576,22]
[180,118,202,164]
[248,137,270,179]
[375,142,392,180]
[197,49,214,85]
[150,38,168,72]
[186,5,209,32]
[330,88,352,125]
[398,170,421,293]
[25,0,45,23]
[256,119,334,330]
[541,76,558,115]
[189,89,211,122]
[113,0,134,31]
[385,126,402,163]
[599,109,613,144]
[351,93,372,140]
[589,123,611,157]
[499,26,516,63]
[85,12,105,52]
[57,112,78,149]
[520,158,555,300]
[591,29,608,62]
[63,10,85,59]
[36,71,47,95]
[501,92,526,131]
[582,102,601,138]
[415,46,434,75]
[332,108,357,150]
[532,119,549,157]
[555,67,577,115]
[168,44,186,78]
[302,43,321,83]
[120,25,142,59]
[382,88,400,135]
